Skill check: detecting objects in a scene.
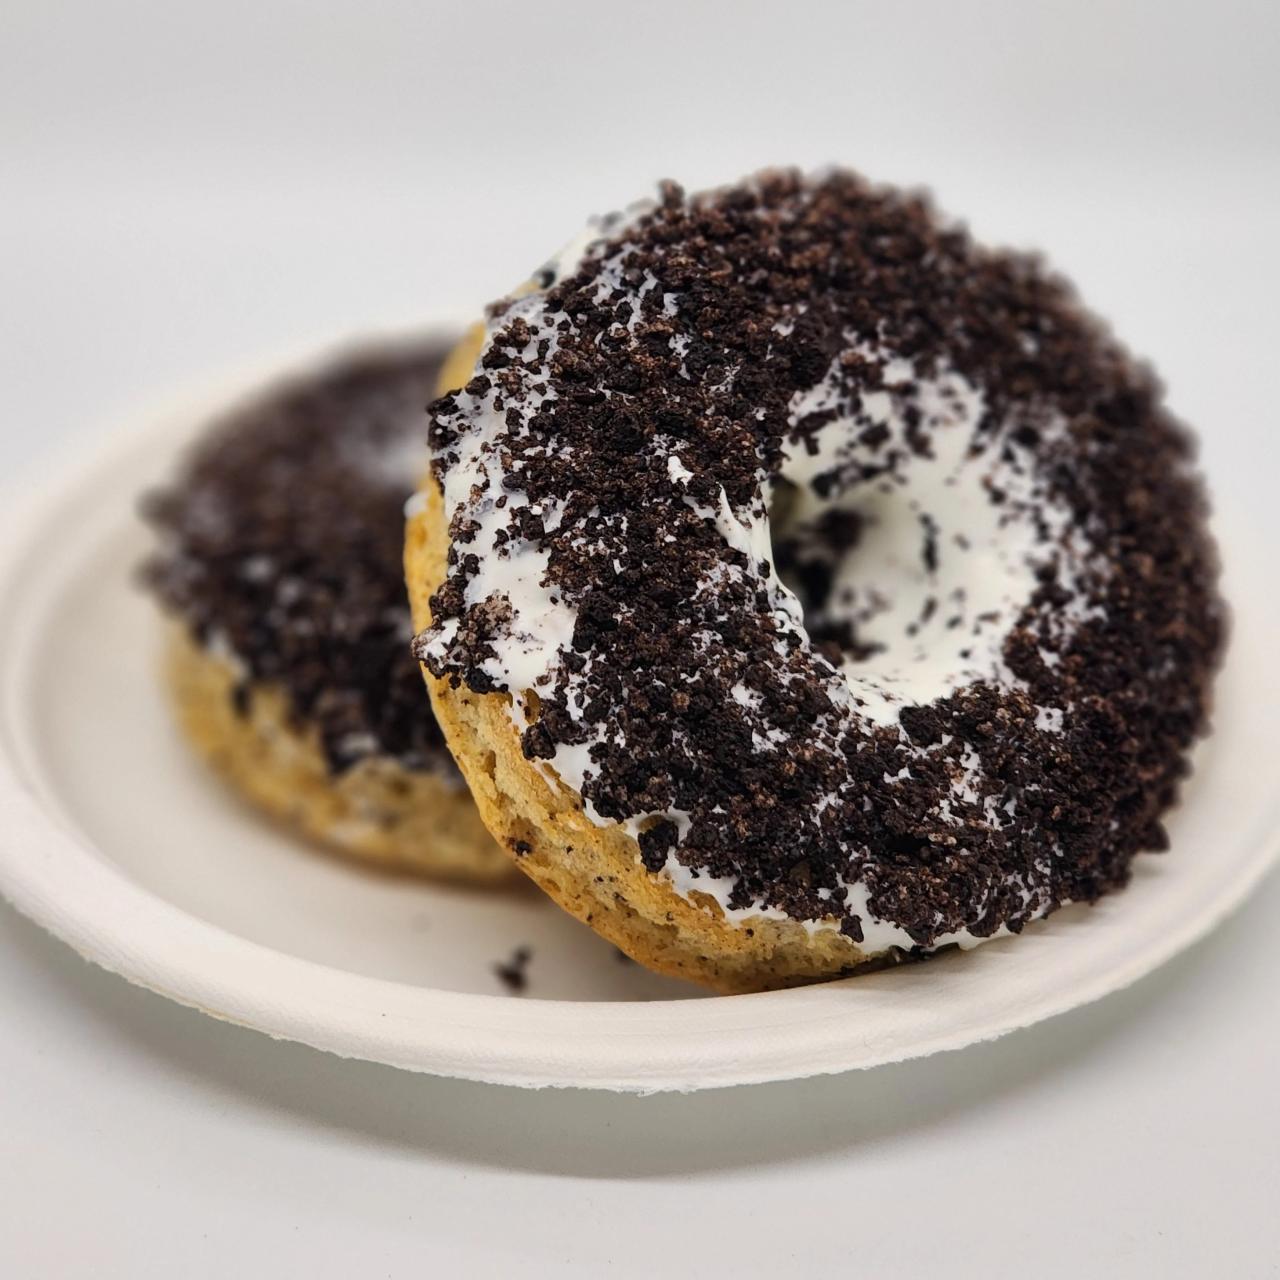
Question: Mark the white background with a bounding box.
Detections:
[2,1,1278,1275]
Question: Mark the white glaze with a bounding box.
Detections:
[774,342,1084,727]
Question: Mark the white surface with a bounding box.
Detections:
[1,0,1278,1272]
[1,362,1277,1091]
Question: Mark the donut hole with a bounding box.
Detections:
[766,420,1059,724]
[771,486,876,669]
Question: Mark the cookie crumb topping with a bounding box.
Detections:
[417,171,1223,950]
[145,341,455,777]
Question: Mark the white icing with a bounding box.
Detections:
[335,378,435,489]
[419,298,578,706]
[667,454,695,486]
[773,342,1083,727]
[346,430,429,489]
[334,731,380,759]
[203,628,248,676]
[538,198,657,288]
[836,875,921,952]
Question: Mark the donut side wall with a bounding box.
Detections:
[165,623,512,881]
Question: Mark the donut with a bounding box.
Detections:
[407,171,1224,989]
[144,338,511,882]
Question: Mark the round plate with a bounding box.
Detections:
[0,326,1275,1093]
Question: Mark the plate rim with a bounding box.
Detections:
[0,322,1276,1093]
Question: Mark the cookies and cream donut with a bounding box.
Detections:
[145,338,510,881]
[408,171,1224,989]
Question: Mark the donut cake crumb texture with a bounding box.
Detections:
[410,170,1224,990]
[144,340,510,882]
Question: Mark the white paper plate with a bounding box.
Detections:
[0,326,1276,1093]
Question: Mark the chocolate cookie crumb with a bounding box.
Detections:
[494,945,533,994]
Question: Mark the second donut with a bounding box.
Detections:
[144,336,511,882]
